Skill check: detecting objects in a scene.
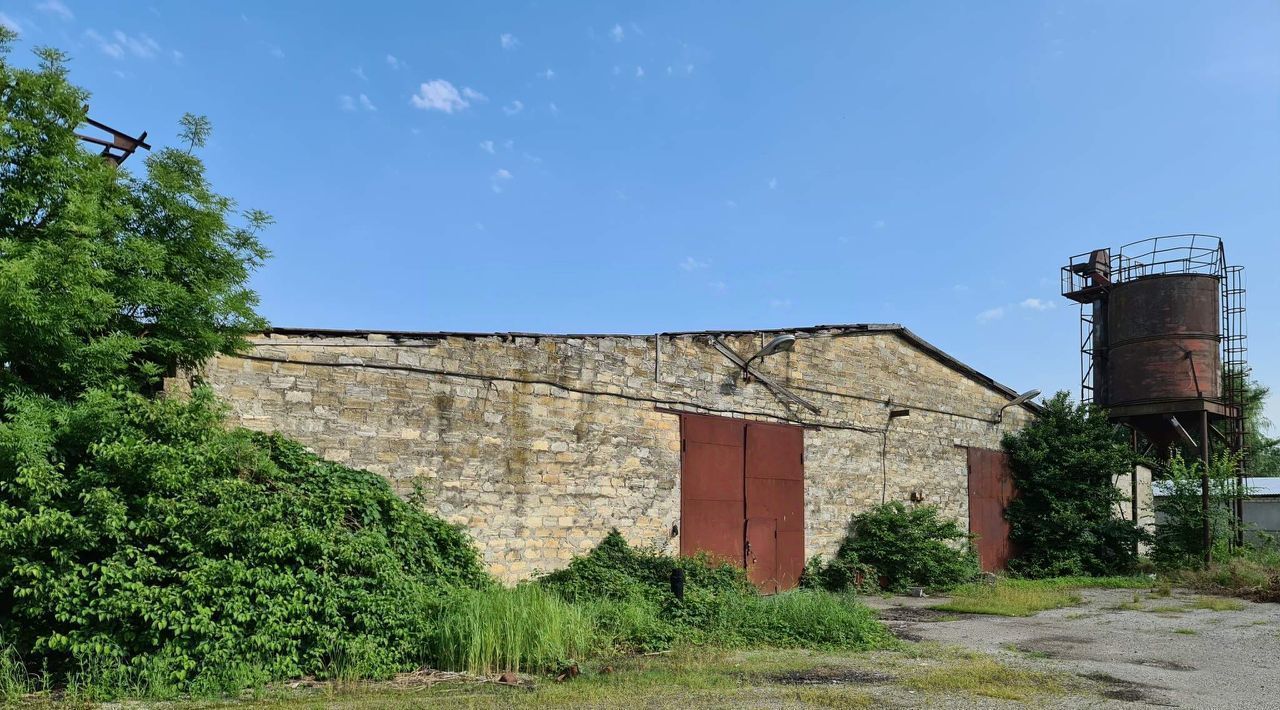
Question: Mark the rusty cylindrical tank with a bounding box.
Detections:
[1104,274,1221,406]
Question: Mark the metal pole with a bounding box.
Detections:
[1201,409,1212,568]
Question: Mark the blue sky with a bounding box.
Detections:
[2,1,1278,425]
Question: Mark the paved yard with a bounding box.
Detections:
[866,588,1280,708]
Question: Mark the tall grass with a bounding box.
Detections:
[429,585,593,675]
[1,644,34,702]
[712,590,896,649]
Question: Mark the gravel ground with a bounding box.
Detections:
[865,588,1280,709]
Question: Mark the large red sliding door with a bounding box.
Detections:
[680,414,804,593]
[966,447,1017,572]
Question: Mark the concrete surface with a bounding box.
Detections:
[866,588,1280,709]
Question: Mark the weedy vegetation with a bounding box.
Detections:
[935,577,1153,617]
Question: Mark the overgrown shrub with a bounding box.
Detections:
[801,554,880,595]
[0,388,490,695]
[539,530,754,605]
[1169,551,1280,603]
[1002,392,1147,578]
[810,503,979,593]
[537,531,891,653]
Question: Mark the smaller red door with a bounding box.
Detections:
[746,517,778,594]
[967,447,1017,572]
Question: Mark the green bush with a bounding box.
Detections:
[428,585,593,675]
[1002,392,1147,578]
[0,388,490,695]
[814,502,979,593]
[538,531,892,653]
[539,530,753,604]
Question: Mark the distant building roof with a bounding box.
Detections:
[1154,477,1280,497]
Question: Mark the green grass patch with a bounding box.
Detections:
[1187,596,1246,612]
[1173,628,1198,635]
[902,656,1065,701]
[934,576,1154,617]
[935,581,1080,617]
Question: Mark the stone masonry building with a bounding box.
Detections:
[195,324,1037,586]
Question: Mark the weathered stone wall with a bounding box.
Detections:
[197,327,1032,582]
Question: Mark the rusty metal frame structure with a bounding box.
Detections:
[1062,234,1250,562]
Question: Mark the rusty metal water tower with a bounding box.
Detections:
[1062,235,1248,562]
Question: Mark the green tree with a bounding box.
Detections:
[1002,391,1146,577]
[1234,373,1280,476]
[1151,452,1237,569]
[0,35,491,695]
[0,31,268,401]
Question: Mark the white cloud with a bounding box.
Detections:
[725,199,738,208]
[635,65,645,78]
[268,44,285,59]
[953,284,970,293]
[609,23,624,42]
[502,99,524,116]
[538,68,555,80]
[1020,297,1055,311]
[171,50,184,64]
[500,33,519,50]
[502,139,514,150]
[385,54,401,70]
[36,0,73,21]
[612,65,621,76]
[708,281,727,294]
[86,30,162,60]
[340,94,376,112]
[629,22,644,36]
[873,219,886,229]
[976,307,1006,323]
[479,140,495,154]
[490,168,513,193]
[768,177,778,190]
[523,152,542,164]
[410,79,476,113]
[548,101,560,115]
[679,257,709,272]
[461,86,487,103]
[353,65,367,81]
[770,299,793,309]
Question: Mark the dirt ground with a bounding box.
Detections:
[865,588,1280,709]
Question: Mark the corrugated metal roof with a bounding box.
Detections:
[1154,477,1280,497]
[259,323,1043,414]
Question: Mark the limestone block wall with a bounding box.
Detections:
[195,326,1033,582]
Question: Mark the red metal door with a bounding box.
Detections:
[679,414,805,593]
[967,447,1016,572]
[745,422,805,592]
[680,414,746,564]
[746,517,778,594]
